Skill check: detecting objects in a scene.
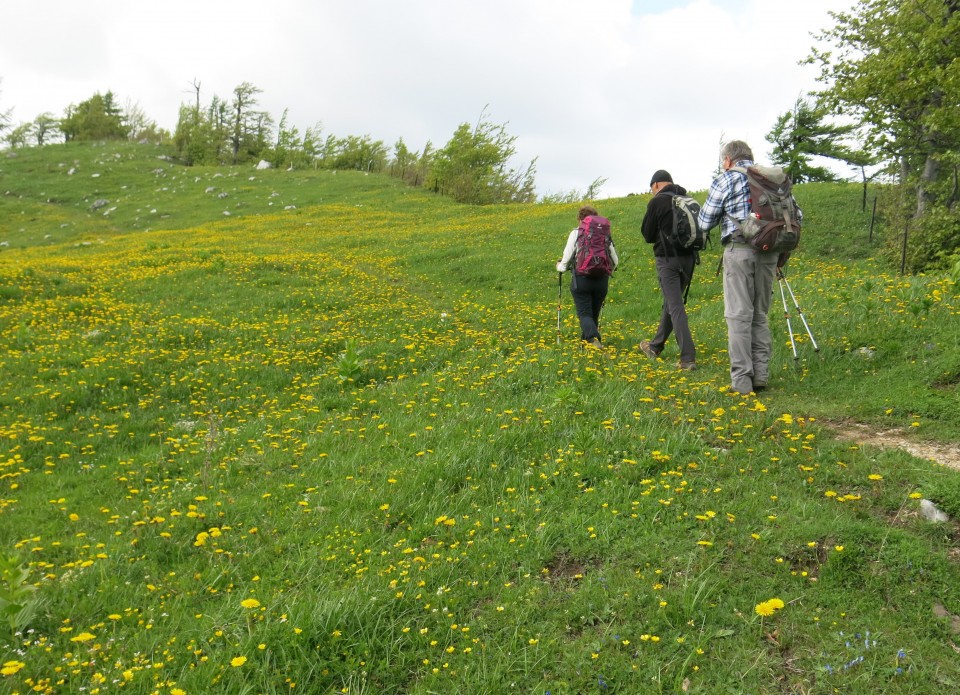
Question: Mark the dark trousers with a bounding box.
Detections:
[650,255,696,363]
[570,274,609,342]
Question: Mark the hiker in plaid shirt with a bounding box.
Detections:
[698,140,797,395]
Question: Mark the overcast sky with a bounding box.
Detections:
[2,0,853,197]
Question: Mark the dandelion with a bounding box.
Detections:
[868,474,883,481]
[755,602,776,617]
[2,661,26,675]
[240,598,261,609]
[755,598,785,617]
[230,656,247,667]
[70,632,97,642]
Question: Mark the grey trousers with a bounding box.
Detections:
[650,255,696,363]
[722,245,779,394]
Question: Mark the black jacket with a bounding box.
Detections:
[641,183,693,257]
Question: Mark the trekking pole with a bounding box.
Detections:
[777,273,799,361]
[778,270,819,352]
[556,271,563,344]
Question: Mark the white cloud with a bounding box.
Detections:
[1,0,853,197]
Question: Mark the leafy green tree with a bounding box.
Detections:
[390,137,418,184]
[32,113,60,145]
[0,79,11,135]
[4,122,31,148]
[809,0,959,268]
[766,97,856,182]
[319,134,387,172]
[229,82,265,164]
[174,92,232,165]
[539,177,608,204]
[123,99,165,143]
[429,109,536,205]
[60,91,128,141]
[270,109,298,168]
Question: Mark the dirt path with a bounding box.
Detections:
[830,420,960,471]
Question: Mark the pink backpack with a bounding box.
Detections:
[574,215,613,277]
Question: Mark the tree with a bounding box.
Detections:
[319,134,387,172]
[4,122,31,148]
[123,98,165,142]
[0,79,14,135]
[174,90,232,165]
[428,108,537,205]
[809,0,959,215]
[766,97,856,183]
[32,113,60,145]
[60,91,127,141]
[229,82,264,164]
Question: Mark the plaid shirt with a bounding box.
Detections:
[698,159,804,243]
[697,159,754,243]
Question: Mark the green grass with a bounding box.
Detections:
[0,142,958,694]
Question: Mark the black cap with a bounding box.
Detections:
[650,169,673,186]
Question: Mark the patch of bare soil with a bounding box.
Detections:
[829,420,960,471]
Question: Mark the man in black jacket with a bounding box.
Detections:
[639,169,696,370]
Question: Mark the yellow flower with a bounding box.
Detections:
[240,598,261,609]
[768,598,785,610]
[755,602,775,617]
[70,632,97,642]
[868,474,883,481]
[230,656,247,667]
[2,660,26,675]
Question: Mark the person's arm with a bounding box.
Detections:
[640,198,660,244]
[697,176,729,233]
[556,230,578,272]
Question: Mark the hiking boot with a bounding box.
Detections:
[590,338,603,349]
[753,380,767,392]
[639,340,660,360]
[678,361,697,371]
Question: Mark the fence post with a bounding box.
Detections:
[869,197,877,242]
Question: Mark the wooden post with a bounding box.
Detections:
[869,197,877,242]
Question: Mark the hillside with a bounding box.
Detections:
[0,142,958,694]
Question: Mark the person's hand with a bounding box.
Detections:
[777,252,790,269]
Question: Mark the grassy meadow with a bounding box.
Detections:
[1,142,959,694]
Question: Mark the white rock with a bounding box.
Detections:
[920,499,950,523]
